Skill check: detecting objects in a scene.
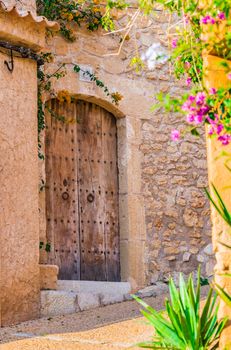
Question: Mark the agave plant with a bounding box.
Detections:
[134,268,227,350]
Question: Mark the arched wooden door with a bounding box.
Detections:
[45,99,120,281]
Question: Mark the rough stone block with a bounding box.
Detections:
[183,252,191,262]
[100,293,124,306]
[203,243,213,256]
[40,264,59,290]
[137,282,168,298]
[40,291,78,317]
[77,293,100,311]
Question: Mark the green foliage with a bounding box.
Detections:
[37,59,66,158]
[73,64,123,105]
[200,276,209,286]
[39,241,51,252]
[134,268,227,350]
[36,0,128,40]
[214,283,231,308]
[37,0,103,40]
[130,56,145,73]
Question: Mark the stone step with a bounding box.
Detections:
[57,280,131,295]
[41,281,131,318]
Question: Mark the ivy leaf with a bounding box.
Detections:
[191,128,200,136]
[73,65,80,73]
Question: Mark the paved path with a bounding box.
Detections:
[0,295,166,349]
[0,286,209,349]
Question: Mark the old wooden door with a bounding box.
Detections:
[45,99,120,281]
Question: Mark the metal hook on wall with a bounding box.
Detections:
[4,49,14,73]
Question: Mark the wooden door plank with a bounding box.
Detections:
[77,101,107,281]
[45,99,80,280]
[102,108,120,281]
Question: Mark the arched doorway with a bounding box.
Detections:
[45,99,120,281]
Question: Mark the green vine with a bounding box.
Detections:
[73,64,123,105]
[36,0,128,41]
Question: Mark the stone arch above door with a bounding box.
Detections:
[45,99,120,281]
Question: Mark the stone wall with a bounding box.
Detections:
[141,108,214,284]
[41,9,215,288]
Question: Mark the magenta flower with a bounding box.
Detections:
[227,72,231,80]
[171,129,180,141]
[184,61,191,69]
[201,15,216,24]
[199,105,209,115]
[218,135,231,145]
[188,95,195,103]
[195,92,206,105]
[217,12,226,21]
[186,114,195,123]
[208,126,215,135]
[209,87,217,95]
[186,77,192,86]
[194,115,203,124]
[172,39,178,49]
[216,124,224,135]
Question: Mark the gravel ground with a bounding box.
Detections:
[0,286,210,349]
[0,294,167,345]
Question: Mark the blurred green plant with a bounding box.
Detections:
[134,268,227,349]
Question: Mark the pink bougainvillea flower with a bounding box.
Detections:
[218,134,231,145]
[199,105,209,115]
[186,114,195,123]
[227,72,231,80]
[188,95,195,102]
[172,38,178,48]
[182,100,192,111]
[217,12,226,20]
[186,77,192,86]
[171,129,180,141]
[209,87,217,95]
[208,126,215,135]
[216,124,224,135]
[194,114,203,124]
[195,92,206,105]
[201,15,216,24]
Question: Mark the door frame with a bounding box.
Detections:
[40,93,146,290]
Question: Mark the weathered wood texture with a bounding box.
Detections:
[45,99,120,281]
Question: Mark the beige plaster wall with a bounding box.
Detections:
[0,52,40,326]
[41,10,213,288]
[204,55,231,348]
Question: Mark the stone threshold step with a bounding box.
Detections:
[41,281,132,318]
[57,280,131,294]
